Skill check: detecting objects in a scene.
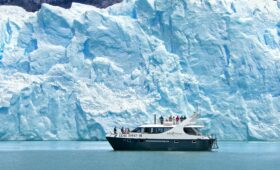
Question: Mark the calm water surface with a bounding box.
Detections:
[0,141,279,170]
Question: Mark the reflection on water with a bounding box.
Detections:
[0,141,279,170]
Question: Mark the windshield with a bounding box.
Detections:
[183,127,201,135]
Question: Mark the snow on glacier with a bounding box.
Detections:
[0,0,279,140]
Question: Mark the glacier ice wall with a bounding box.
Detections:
[0,0,279,140]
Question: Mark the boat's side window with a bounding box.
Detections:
[132,127,141,133]
[144,128,152,133]
[193,128,202,135]
[152,128,164,133]
[138,127,173,134]
[183,128,198,135]
[163,127,172,132]
[157,128,164,133]
[151,127,172,133]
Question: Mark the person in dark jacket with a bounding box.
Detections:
[114,127,117,134]
[159,115,164,124]
[180,115,184,122]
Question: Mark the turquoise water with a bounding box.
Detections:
[0,141,279,170]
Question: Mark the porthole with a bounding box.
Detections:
[192,140,196,143]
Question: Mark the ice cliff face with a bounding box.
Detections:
[0,0,122,12]
[0,0,279,140]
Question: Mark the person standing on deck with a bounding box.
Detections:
[159,115,164,124]
[114,127,117,134]
[176,116,179,124]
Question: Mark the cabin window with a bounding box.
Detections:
[163,127,172,132]
[150,127,172,134]
[183,128,198,135]
[135,127,173,134]
[144,128,152,133]
[174,140,179,143]
[153,128,164,133]
[193,128,202,135]
[132,127,142,133]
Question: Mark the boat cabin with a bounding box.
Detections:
[132,124,203,135]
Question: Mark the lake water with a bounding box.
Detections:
[0,141,279,170]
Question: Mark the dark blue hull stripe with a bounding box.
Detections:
[106,137,215,151]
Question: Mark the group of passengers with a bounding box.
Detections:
[113,115,187,134]
[114,127,130,134]
[159,115,187,125]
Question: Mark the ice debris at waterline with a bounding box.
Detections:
[0,0,279,141]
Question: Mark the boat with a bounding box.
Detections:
[106,112,218,151]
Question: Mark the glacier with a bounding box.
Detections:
[0,0,279,141]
